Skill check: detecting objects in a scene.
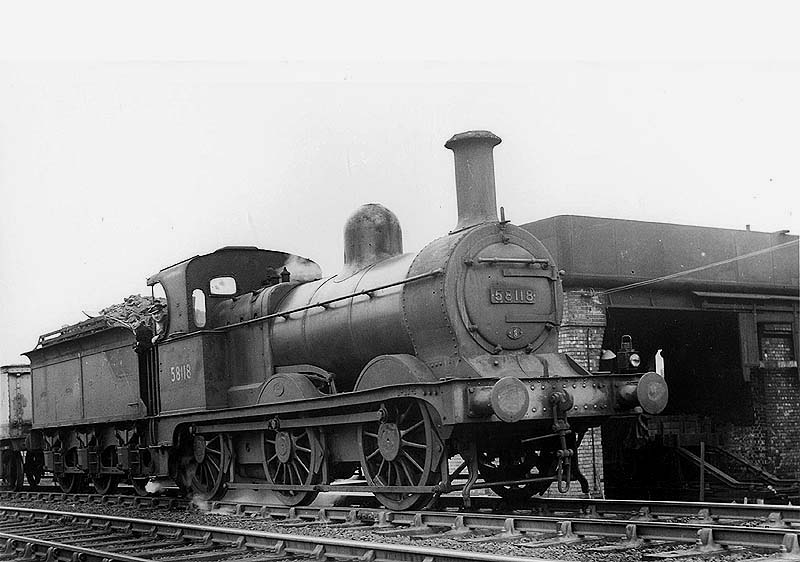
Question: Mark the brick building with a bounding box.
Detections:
[525,215,799,500]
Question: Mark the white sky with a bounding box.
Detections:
[1,2,798,365]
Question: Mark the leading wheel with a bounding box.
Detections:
[188,433,231,500]
[262,427,322,506]
[359,399,441,511]
[1,451,24,491]
[477,448,557,502]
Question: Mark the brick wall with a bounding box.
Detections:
[544,289,608,497]
[761,337,794,362]
[725,369,800,478]
[558,290,606,372]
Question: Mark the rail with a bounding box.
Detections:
[3,489,800,525]
[0,506,551,562]
[2,494,800,559]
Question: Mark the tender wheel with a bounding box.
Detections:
[91,446,120,495]
[92,474,120,495]
[132,477,150,496]
[262,428,322,506]
[24,450,44,488]
[359,399,441,511]
[477,448,557,502]
[1,451,24,491]
[188,433,231,500]
[56,447,85,493]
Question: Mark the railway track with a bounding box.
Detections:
[0,506,546,562]
[1,493,800,560]
[3,489,800,529]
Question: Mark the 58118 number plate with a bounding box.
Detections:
[490,286,536,304]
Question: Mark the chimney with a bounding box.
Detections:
[445,130,502,231]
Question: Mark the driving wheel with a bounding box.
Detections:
[359,398,441,511]
[188,433,231,500]
[262,427,322,506]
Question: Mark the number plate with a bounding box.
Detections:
[490,286,536,304]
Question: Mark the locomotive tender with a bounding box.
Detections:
[18,131,668,509]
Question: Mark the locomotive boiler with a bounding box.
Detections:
[21,130,668,510]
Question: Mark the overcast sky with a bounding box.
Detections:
[1,3,798,365]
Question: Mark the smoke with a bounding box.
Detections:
[282,255,323,282]
[145,479,166,494]
[191,497,212,511]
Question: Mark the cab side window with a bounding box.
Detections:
[192,289,207,328]
[210,276,237,296]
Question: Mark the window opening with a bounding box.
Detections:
[193,289,207,328]
[210,276,237,295]
[149,282,169,342]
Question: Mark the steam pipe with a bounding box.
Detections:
[445,130,502,231]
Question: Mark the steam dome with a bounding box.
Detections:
[341,203,403,275]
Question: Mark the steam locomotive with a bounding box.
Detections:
[11,131,668,510]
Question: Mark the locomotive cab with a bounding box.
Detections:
[146,247,321,336]
[145,248,322,413]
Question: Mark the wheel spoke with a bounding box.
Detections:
[366,448,381,461]
[400,439,426,449]
[363,431,379,439]
[398,457,415,485]
[394,462,404,486]
[401,449,424,473]
[206,456,220,474]
[291,462,303,484]
[295,457,310,477]
[400,420,424,436]
[398,403,414,424]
